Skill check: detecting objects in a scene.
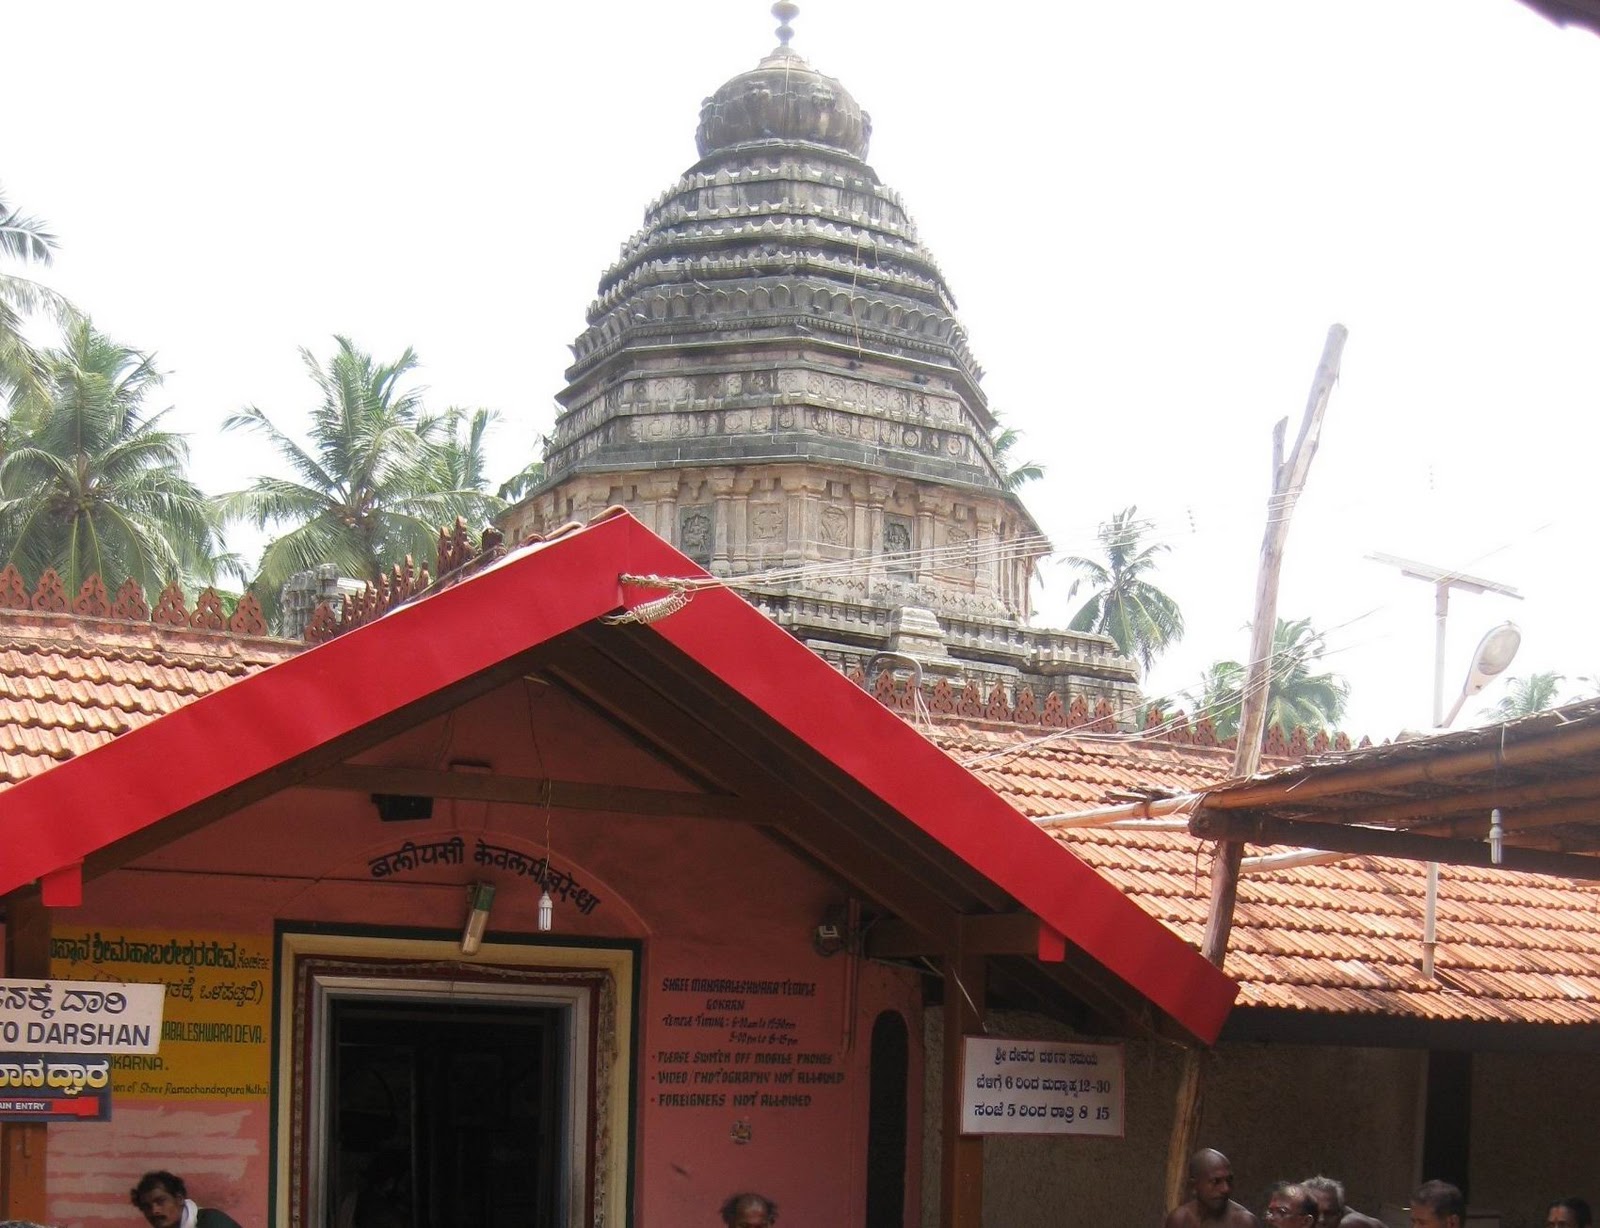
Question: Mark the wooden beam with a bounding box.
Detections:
[866,914,1066,961]
[2,889,50,1222]
[545,634,966,949]
[1191,809,1600,878]
[1350,771,1600,828]
[304,763,751,822]
[1410,797,1600,840]
[1202,722,1600,813]
[585,626,1015,915]
[1167,325,1346,1213]
[940,951,985,1228]
[83,644,565,882]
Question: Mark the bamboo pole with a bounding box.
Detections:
[1162,325,1346,1212]
[1191,811,1600,879]
[1199,719,1600,811]
[1335,770,1600,828]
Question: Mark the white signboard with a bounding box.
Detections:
[960,1036,1125,1136]
[0,980,165,1053]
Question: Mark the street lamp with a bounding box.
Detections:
[1369,554,1523,981]
[1441,621,1522,729]
[1366,552,1523,728]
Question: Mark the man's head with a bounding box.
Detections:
[1304,1176,1347,1228]
[1189,1149,1235,1214]
[1548,1200,1593,1228]
[720,1193,778,1228]
[1410,1181,1466,1228]
[1267,1184,1319,1228]
[130,1172,188,1228]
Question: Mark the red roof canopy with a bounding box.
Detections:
[0,512,1236,1043]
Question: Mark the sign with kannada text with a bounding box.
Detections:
[0,979,164,1052]
[0,1053,113,1121]
[959,1036,1125,1137]
[50,927,272,1100]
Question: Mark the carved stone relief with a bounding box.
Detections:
[819,505,848,546]
[883,518,913,577]
[679,508,713,562]
[750,505,784,542]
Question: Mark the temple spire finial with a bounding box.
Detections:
[772,1,799,48]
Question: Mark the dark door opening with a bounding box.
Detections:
[329,998,566,1228]
[865,1010,909,1228]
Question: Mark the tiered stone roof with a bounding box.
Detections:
[503,24,1131,727]
[549,41,998,494]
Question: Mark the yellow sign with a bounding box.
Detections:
[50,927,271,1100]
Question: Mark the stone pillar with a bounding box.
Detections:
[731,476,758,575]
[710,474,735,577]
[783,473,806,570]
[649,476,679,548]
[914,493,939,585]
[796,478,825,571]
[975,506,1000,604]
[865,481,892,592]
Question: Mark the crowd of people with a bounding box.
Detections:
[1165,1148,1590,1228]
[0,1162,1587,1227]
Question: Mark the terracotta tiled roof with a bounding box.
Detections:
[931,725,1600,1027]
[0,605,297,788]
[3,544,1595,1029]
[0,524,517,784]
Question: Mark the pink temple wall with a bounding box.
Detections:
[18,679,926,1227]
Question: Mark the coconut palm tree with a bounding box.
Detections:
[1485,671,1565,721]
[497,435,549,503]
[424,406,509,510]
[0,187,77,414]
[989,414,1044,491]
[0,320,225,592]
[1191,616,1350,740]
[221,338,504,610]
[1065,506,1184,673]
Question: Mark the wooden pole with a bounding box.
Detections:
[1201,718,1600,811]
[939,951,985,1228]
[2,889,51,1223]
[1162,325,1347,1211]
[1192,810,1600,879]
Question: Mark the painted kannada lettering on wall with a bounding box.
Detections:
[957,1036,1125,1137]
[51,927,272,1101]
[651,975,844,1115]
[366,837,603,915]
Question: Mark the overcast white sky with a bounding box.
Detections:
[8,0,1600,738]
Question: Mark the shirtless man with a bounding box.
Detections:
[1305,1174,1388,1228]
[1164,1149,1262,1228]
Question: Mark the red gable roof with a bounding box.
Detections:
[0,511,1237,1044]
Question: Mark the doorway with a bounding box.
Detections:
[281,938,634,1228]
[329,999,565,1227]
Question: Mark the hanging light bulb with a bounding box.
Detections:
[538,888,554,932]
[1489,807,1504,866]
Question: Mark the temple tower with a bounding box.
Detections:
[503,5,1138,718]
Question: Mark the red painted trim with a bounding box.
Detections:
[617,525,1238,1042]
[0,513,1236,1043]
[1037,925,1067,964]
[0,518,635,896]
[40,862,81,908]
